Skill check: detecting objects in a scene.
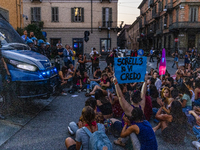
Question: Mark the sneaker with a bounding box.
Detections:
[83,89,87,92]
[68,126,74,135]
[78,89,81,93]
[61,92,68,96]
[192,141,200,149]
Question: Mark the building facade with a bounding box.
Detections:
[0,0,23,29]
[128,0,200,55]
[23,0,118,54]
[117,24,131,49]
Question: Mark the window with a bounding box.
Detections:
[176,9,179,22]
[71,7,84,22]
[100,38,111,54]
[31,7,41,22]
[190,7,198,22]
[169,13,172,25]
[102,7,112,27]
[52,7,59,22]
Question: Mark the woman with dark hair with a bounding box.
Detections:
[194,79,200,106]
[120,107,158,150]
[165,77,175,91]
[180,83,192,112]
[184,77,195,104]
[153,101,188,144]
[65,106,106,150]
[95,89,113,119]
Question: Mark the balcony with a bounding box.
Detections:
[169,22,200,31]
[166,3,173,12]
[100,0,111,3]
[150,0,154,7]
[152,13,160,20]
[156,29,162,35]
[144,21,148,26]
[31,0,42,2]
[139,21,143,29]
[98,21,118,30]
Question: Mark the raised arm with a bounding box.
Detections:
[139,75,149,111]
[113,77,133,116]
[73,62,79,77]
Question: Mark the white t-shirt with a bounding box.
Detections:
[190,90,195,102]
[155,78,162,91]
[90,50,99,56]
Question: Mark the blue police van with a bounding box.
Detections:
[0,16,58,99]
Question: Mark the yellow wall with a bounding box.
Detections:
[0,0,23,29]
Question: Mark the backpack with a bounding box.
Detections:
[83,123,113,150]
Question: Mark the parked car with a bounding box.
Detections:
[0,16,59,100]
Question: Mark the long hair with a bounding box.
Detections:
[161,87,171,98]
[95,89,109,104]
[181,83,192,98]
[170,101,187,124]
[61,66,68,77]
[131,107,144,122]
[82,106,96,131]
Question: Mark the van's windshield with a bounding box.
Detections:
[0,18,29,50]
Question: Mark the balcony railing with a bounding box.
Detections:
[169,22,200,30]
[156,29,162,35]
[98,21,118,30]
[150,0,154,7]
[144,20,148,26]
[100,0,111,3]
[152,12,160,19]
[165,3,173,12]
[31,0,42,2]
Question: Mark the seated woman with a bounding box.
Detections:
[157,87,174,114]
[165,77,176,91]
[153,101,188,144]
[93,66,102,79]
[120,107,158,150]
[179,83,192,112]
[194,80,200,106]
[95,89,113,119]
[86,73,111,97]
[65,106,106,150]
[58,66,72,95]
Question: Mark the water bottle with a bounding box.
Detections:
[86,84,90,94]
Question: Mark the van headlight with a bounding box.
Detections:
[9,60,37,71]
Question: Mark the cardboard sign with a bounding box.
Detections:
[114,57,147,84]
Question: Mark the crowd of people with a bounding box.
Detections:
[20,30,200,149]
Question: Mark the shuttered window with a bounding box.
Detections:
[52,7,59,22]
[31,7,41,22]
[190,7,198,22]
[102,7,112,27]
[71,7,84,22]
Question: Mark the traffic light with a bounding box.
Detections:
[84,31,90,42]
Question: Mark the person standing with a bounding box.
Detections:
[70,46,76,66]
[0,49,11,119]
[172,50,179,69]
[131,49,138,57]
[45,42,51,60]
[57,44,64,68]
[37,39,46,55]
[156,51,161,69]
[29,32,35,39]
[78,54,87,76]
[149,47,154,62]
[90,48,101,73]
[63,44,73,67]
[21,30,29,42]
[56,40,62,50]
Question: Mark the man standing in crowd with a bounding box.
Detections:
[63,44,73,67]
[45,42,51,60]
[149,47,154,62]
[56,40,62,50]
[70,46,76,66]
[152,71,161,91]
[21,30,29,42]
[90,48,101,73]
[58,44,64,67]
[29,32,35,39]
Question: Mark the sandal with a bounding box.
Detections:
[114,138,126,147]
[85,93,90,97]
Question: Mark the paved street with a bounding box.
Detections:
[0,57,196,150]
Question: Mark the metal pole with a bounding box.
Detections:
[91,0,93,33]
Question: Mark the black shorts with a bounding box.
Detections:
[68,144,76,150]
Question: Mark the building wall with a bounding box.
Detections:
[23,0,118,54]
[0,0,23,29]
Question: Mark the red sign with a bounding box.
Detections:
[174,38,179,42]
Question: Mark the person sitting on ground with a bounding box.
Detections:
[67,97,104,136]
[58,66,72,95]
[95,89,113,119]
[93,66,102,79]
[165,77,176,91]
[65,106,106,150]
[85,73,111,97]
[120,107,158,150]
[68,70,83,94]
[179,83,192,112]
[81,70,89,91]
[194,79,200,106]
[153,101,188,144]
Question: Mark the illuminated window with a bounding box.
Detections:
[71,7,84,22]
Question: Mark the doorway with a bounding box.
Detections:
[188,34,196,49]
[73,38,84,55]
